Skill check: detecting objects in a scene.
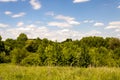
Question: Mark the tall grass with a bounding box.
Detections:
[0,64,120,80]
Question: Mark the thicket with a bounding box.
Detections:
[0,33,120,67]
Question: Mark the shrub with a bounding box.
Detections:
[11,48,29,64]
[20,54,42,66]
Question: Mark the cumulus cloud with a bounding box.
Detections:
[117,5,120,8]
[105,21,120,37]
[0,0,17,2]
[83,20,94,23]
[105,21,120,29]
[55,15,74,22]
[52,29,83,41]
[48,15,80,28]
[48,22,72,28]
[55,15,80,25]
[0,23,9,28]
[17,22,24,27]
[68,20,80,25]
[85,30,101,36]
[1,24,49,40]
[0,23,102,42]
[115,29,120,32]
[4,11,12,15]
[50,29,101,41]
[73,0,90,3]
[94,22,104,27]
[30,0,41,10]
[12,12,26,18]
[4,11,26,18]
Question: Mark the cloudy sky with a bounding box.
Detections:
[0,0,120,41]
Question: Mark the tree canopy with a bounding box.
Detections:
[0,34,120,67]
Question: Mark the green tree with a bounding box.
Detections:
[44,45,57,66]
[90,47,115,67]
[37,43,48,65]
[108,38,120,50]
[16,33,28,48]
[78,46,91,67]
[0,36,5,53]
[113,47,120,67]
[80,36,105,48]
[25,39,39,53]
[0,52,10,63]
[21,54,42,66]
[17,33,28,41]
[10,48,29,64]
[61,42,80,66]
[0,36,2,41]
[4,38,16,55]
[0,52,6,63]
[95,47,109,67]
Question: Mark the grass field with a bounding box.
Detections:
[0,64,120,80]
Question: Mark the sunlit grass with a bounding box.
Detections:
[0,64,120,80]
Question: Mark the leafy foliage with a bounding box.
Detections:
[21,54,42,66]
[0,33,120,67]
[10,48,29,64]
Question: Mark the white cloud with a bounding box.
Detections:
[73,0,90,3]
[68,20,80,25]
[2,24,49,40]
[83,20,94,23]
[0,22,102,42]
[55,15,74,22]
[12,12,26,18]
[49,29,101,41]
[4,11,26,18]
[48,22,72,28]
[94,22,104,27]
[17,22,24,27]
[117,5,120,8]
[0,0,17,2]
[106,26,120,29]
[0,23,9,28]
[105,21,120,37]
[85,30,101,36]
[30,0,41,10]
[105,21,120,29]
[115,29,120,32]
[55,15,80,25]
[47,14,80,28]
[48,15,80,28]
[4,11,12,15]
[52,29,82,41]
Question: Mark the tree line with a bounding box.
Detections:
[0,33,120,67]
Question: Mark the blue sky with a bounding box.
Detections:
[0,0,120,41]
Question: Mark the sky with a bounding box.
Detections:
[0,0,120,41]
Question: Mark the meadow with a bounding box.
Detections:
[0,64,120,80]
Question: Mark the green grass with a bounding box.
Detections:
[0,64,120,80]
